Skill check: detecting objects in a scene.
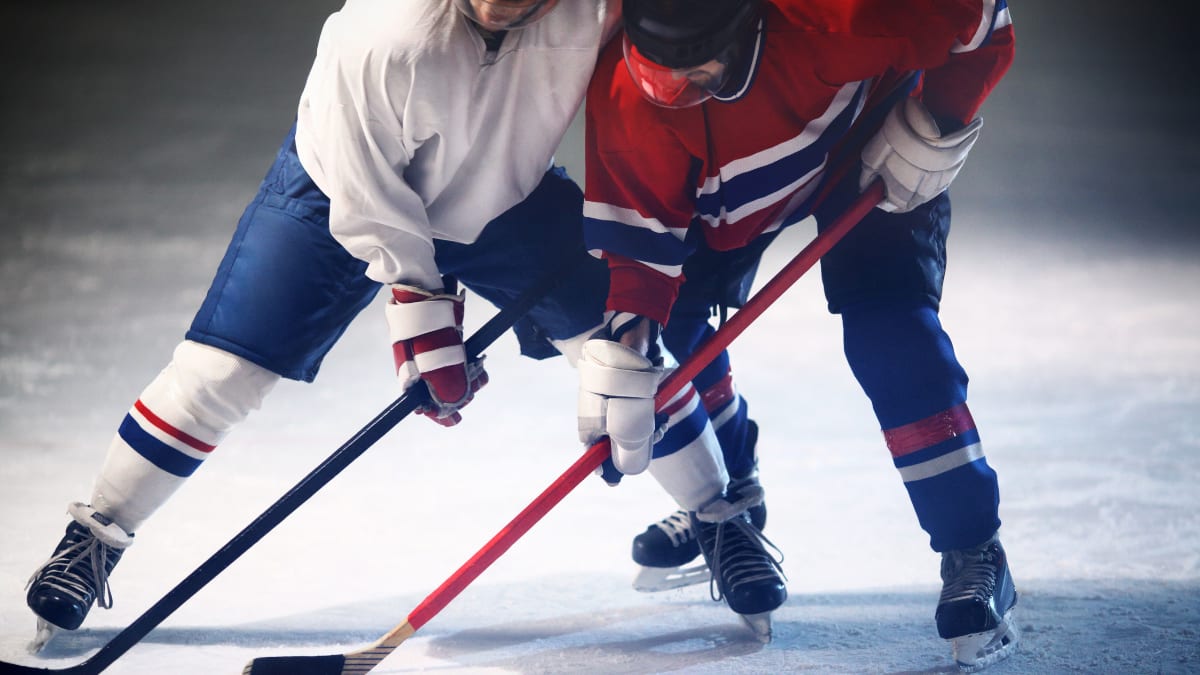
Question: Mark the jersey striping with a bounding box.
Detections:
[583,0,1015,325]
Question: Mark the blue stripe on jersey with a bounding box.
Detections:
[984,0,1007,43]
[118,414,204,477]
[694,82,866,224]
[892,428,983,469]
[583,216,693,266]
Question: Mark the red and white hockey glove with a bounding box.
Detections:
[577,314,665,477]
[860,96,983,213]
[386,284,488,427]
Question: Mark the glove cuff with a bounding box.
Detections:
[386,284,465,341]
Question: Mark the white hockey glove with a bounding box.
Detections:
[860,96,983,213]
[577,316,665,476]
[386,284,488,427]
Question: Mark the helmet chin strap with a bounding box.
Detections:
[713,18,763,101]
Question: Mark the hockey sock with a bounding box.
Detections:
[90,340,279,533]
[841,299,1000,551]
[646,345,730,510]
[662,319,756,480]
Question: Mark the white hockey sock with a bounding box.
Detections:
[90,340,279,533]
[647,407,729,511]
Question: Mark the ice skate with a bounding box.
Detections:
[25,502,133,647]
[632,474,767,592]
[935,534,1019,671]
[690,490,786,642]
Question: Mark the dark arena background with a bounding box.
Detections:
[1,2,1197,673]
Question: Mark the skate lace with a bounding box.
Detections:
[939,545,998,605]
[705,516,785,603]
[653,510,694,547]
[26,526,119,610]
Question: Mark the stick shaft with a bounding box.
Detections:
[405,181,884,632]
[0,264,570,675]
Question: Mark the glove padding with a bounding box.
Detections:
[860,96,983,213]
[386,284,488,427]
[577,338,663,476]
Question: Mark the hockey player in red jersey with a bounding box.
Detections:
[580,0,1018,669]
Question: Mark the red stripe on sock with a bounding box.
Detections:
[882,403,975,458]
[133,399,216,453]
[658,384,697,418]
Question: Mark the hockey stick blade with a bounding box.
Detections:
[243,621,417,675]
[0,262,573,675]
[241,654,345,675]
[241,181,885,675]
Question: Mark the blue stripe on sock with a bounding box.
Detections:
[652,400,710,459]
[118,414,203,477]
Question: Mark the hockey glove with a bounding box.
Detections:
[860,96,983,213]
[386,284,488,427]
[577,315,665,476]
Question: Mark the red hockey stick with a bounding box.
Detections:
[240,180,885,675]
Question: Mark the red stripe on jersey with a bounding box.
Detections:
[883,403,976,459]
[133,399,215,453]
[700,372,736,412]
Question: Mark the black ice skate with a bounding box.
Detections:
[935,534,1019,671]
[25,502,132,651]
[632,475,767,592]
[690,491,786,642]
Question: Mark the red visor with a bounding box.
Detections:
[622,36,729,109]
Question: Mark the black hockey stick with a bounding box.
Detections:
[241,181,887,675]
[0,259,575,675]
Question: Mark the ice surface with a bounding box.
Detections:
[1,2,1197,673]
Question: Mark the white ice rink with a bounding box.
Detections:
[2,2,1197,673]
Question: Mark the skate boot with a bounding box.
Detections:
[935,534,1019,671]
[26,502,133,650]
[690,491,786,642]
[632,475,767,591]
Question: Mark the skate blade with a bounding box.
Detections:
[28,618,59,654]
[951,610,1019,671]
[632,563,710,592]
[739,611,773,643]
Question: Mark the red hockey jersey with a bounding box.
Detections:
[583,0,1015,325]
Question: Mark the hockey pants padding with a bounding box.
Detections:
[841,298,1000,552]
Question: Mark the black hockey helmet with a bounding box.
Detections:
[622,0,762,107]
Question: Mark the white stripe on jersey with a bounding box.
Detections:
[583,201,678,237]
[695,81,864,227]
[952,0,1005,53]
[897,442,986,483]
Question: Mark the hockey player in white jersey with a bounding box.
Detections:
[22,0,779,649]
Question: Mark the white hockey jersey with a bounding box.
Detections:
[295,0,618,289]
